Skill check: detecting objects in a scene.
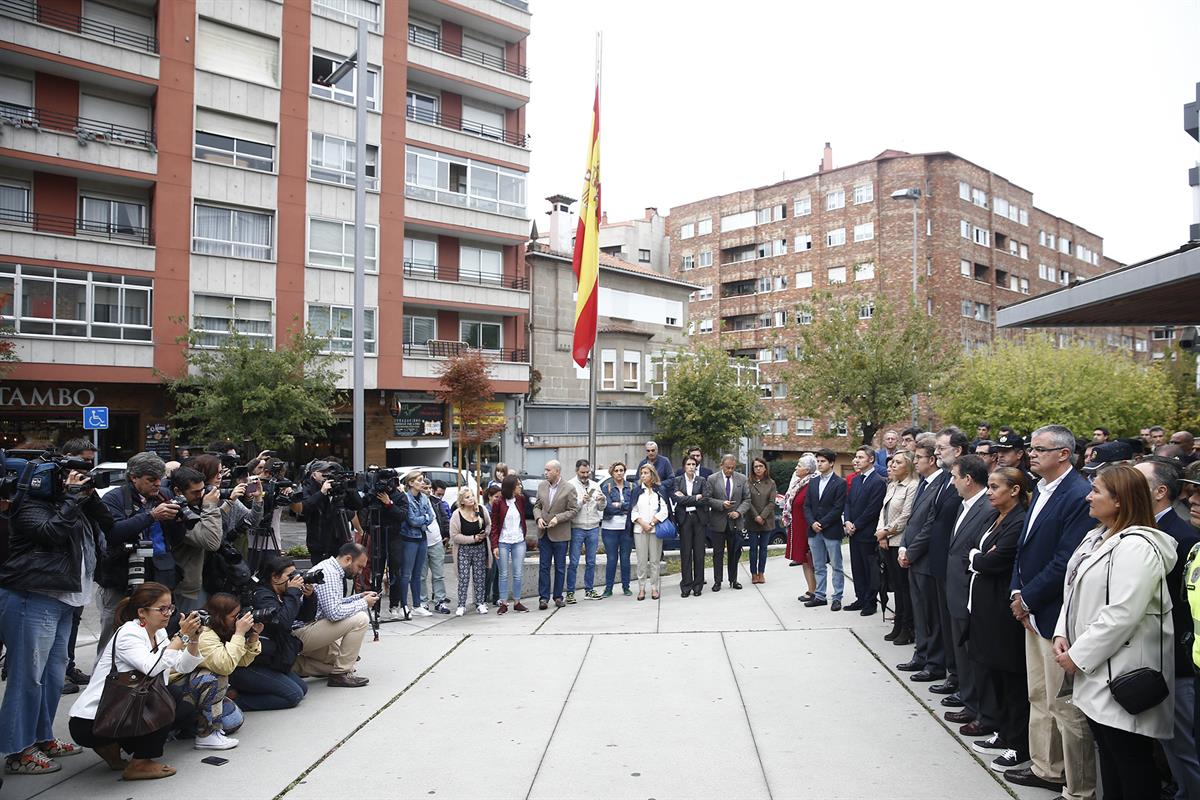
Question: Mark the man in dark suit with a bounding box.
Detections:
[897,435,946,676]
[844,447,886,616]
[1137,457,1200,799]
[941,455,999,736]
[1005,425,1095,797]
[703,454,749,591]
[673,445,713,483]
[802,448,847,610]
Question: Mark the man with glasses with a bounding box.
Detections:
[637,441,674,491]
[1005,425,1095,798]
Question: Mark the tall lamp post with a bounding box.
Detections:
[317,20,369,472]
[890,187,922,426]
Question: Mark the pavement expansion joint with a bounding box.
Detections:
[720,631,774,800]
[524,634,594,800]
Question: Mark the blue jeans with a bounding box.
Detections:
[747,531,771,574]
[0,588,74,755]
[538,538,568,601]
[809,535,844,601]
[229,666,308,711]
[391,536,427,609]
[568,527,600,592]
[602,527,634,591]
[497,540,527,601]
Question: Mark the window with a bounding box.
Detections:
[313,0,380,30]
[698,318,713,333]
[772,383,787,399]
[0,180,29,222]
[1019,243,1029,260]
[406,90,438,123]
[767,420,788,436]
[1152,328,1174,340]
[681,254,694,270]
[698,250,713,268]
[680,222,694,240]
[795,270,813,288]
[600,349,617,390]
[853,183,873,204]
[1134,338,1148,353]
[312,52,379,110]
[720,210,755,232]
[460,319,501,351]
[403,236,437,273]
[972,226,989,246]
[1046,232,1056,249]
[960,258,972,277]
[638,248,651,263]
[193,204,273,260]
[697,218,712,235]
[854,262,875,281]
[960,220,971,239]
[831,420,848,437]
[1019,209,1029,226]
[825,189,845,211]
[79,195,145,238]
[311,133,378,189]
[193,294,272,347]
[461,102,505,140]
[961,299,974,318]
[623,349,641,390]
[794,234,812,251]
[795,418,814,436]
[403,314,437,348]
[460,245,503,283]
[794,196,811,216]
[971,188,987,208]
[796,309,813,325]
[1019,277,1030,294]
[1039,230,1046,247]
[195,131,274,172]
[774,275,788,291]
[755,276,772,294]
[697,285,713,300]
[196,19,279,86]
[858,301,874,320]
[308,218,378,271]
[308,303,376,354]
[1059,238,1071,254]
[825,228,845,247]
[0,264,151,341]
[757,239,786,258]
[1039,263,1054,282]
[827,266,846,284]
[1060,270,1071,285]
[974,302,990,322]
[959,181,971,201]
[853,222,874,242]
[405,146,526,218]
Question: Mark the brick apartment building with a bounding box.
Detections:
[0,0,532,468]
[669,144,1156,460]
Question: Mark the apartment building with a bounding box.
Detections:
[670,145,1156,459]
[0,0,531,467]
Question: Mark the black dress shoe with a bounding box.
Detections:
[830,599,842,612]
[940,694,965,707]
[712,582,722,592]
[943,710,972,724]
[929,681,959,695]
[1003,767,1064,792]
[859,605,877,617]
[681,589,691,598]
[692,588,703,597]
[798,592,814,603]
[892,631,915,646]
[909,670,944,682]
[731,582,743,590]
[803,597,827,607]
[895,659,924,672]
[959,720,993,737]
[883,628,901,641]
[843,601,864,611]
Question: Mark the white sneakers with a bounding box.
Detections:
[476,603,488,615]
[455,606,465,617]
[194,732,238,750]
[412,606,433,617]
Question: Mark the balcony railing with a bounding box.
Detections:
[405,105,528,148]
[408,26,528,79]
[404,341,528,363]
[0,0,158,53]
[0,208,153,245]
[403,261,529,290]
[0,101,155,149]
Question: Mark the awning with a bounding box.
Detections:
[995,243,1200,328]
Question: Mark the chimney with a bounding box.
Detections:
[545,194,576,254]
[819,142,833,173]
[644,207,658,221]
[601,211,608,224]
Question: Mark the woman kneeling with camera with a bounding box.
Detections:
[69,582,202,781]
[227,555,312,710]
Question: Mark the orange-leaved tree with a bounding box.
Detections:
[435,349,506,493]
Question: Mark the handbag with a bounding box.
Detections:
[653,494,676,539]
[93,629,178,739]
[1103,532,1170,716]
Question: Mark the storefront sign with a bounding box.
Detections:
[144,423,172,460]
[0,386,97,408]
[452,401,506,428]
[393,403,445,437]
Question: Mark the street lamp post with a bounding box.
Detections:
[890,187,922,426]
[318,20,369,473]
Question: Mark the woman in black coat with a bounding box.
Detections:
[966,466,1031,772]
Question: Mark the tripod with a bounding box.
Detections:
[355,503,386,641]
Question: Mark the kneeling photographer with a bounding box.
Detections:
[299,462,362,565]
[165,466,223,614]
[227,555,313,711]
[292,542,374,687]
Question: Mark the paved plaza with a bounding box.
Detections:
[3,551,1048,800]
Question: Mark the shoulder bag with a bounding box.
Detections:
[1104,532,1170,715]
[93,630,178,739]
[653,493,676,540]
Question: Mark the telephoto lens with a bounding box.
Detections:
[125,537,155,590]
[303,569,326,585]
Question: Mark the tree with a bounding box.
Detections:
[649,343,766,460]
[782,293,957,446]
[435,349,505,492]
[0,325,20,382]
[1155,346,1200,433]
[164,326,342,451]
[935,334,1176,437]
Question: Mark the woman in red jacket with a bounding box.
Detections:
[489,475,529,614]
[784,454,818,601]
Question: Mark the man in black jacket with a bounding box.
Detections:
[300,461,362,564]
[373,477,410,620]
[803,449,847,610]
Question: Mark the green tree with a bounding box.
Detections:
[1155,346,1200,433]
[782,293,957,446]
[649,343,766,460]
[435,349,506,491]
[936,334,1176,437]
[164,326,342,450]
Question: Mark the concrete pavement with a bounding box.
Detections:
[1,551,1052,800]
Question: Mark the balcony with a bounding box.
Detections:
[404,105,529,168]
[0,0,159,79]
[404,193,529,242]
[408,26,526,78]
[401,341,530,384]
[402,260,528,311]
[0,101,157,173]
[0,209,155,271]
[406,27,529,109]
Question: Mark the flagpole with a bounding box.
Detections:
[587,31,601,471]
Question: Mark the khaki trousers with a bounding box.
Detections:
[1026,628,1096,800]
[633,531,662,591]
[292,612,369,677]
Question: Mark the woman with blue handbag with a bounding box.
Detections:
[629,465,672,601]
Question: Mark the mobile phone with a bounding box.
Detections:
[201,756,229,766]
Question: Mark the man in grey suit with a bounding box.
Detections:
[704,454,750,591]
[533,460,579,610]
[897,435,948,677]
[942,454,999,736]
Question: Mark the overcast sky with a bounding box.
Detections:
[524,1,1200,265]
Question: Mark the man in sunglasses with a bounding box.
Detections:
[637,441,674,492]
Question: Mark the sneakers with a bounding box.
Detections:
[194,731,239,751]
[990,750,1028,773]
[6,747,61,774]
[434,601,451,615]
[476,603,488,615]
[601,588,613,598]
[586,589,602,600]
[565,592,577,604]
[622,587,633,597]
[455,606,465,617]
[497,602,509,615]
[971,733,1007,754]
[412,606,433,617]
[36,739,81,758]
[513,601,529,612]
[382,606,398,621]
[65,666,90,685]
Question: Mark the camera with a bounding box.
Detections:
[249,605,277,624]
[124,536,155,591]
[164,495,203,529]
[194,609,210,627]
[303,569,326,586]
[362,468,399,502]
[0,450,110,504]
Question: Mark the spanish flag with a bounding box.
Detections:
[571,85,601,369]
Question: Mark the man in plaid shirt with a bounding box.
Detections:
[292,542,376,687]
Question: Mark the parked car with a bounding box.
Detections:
[93,461,127,498]
[389,466,478,510]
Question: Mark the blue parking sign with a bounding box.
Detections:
[83,406,109,430]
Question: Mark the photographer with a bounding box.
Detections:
[299,461,362,565]
[58,438,96,695]
[372,473,411,621]
[98,452,186,654]
[292,542,373,687]
[228,555,312,710]
[0,461,112,776]
[167,466,223,614]
[246,456,293,555]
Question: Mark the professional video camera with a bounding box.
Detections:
[361,467,400,503]
[0,449,111,510]
[324,467,360,500]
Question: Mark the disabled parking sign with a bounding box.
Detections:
[83,406,109,430]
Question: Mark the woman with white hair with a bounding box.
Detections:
[784,454,818,601]
[875,452,918,645]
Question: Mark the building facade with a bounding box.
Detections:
[0,0,531,467]
[669,146,1157,459]
[597,207,669,275]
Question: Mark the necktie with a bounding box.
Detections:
[915,478,928,504]
[725,476,731,500]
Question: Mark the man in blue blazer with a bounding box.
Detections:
[802,449,847,610]
[897,435,948,677]
[844,447,886,616]
[1005,425,1095,797]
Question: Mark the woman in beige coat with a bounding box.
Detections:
[1053,465,1176,800]
[875,453,918,644]
[450,492,493,615]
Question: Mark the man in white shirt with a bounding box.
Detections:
[565,459,605,602]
